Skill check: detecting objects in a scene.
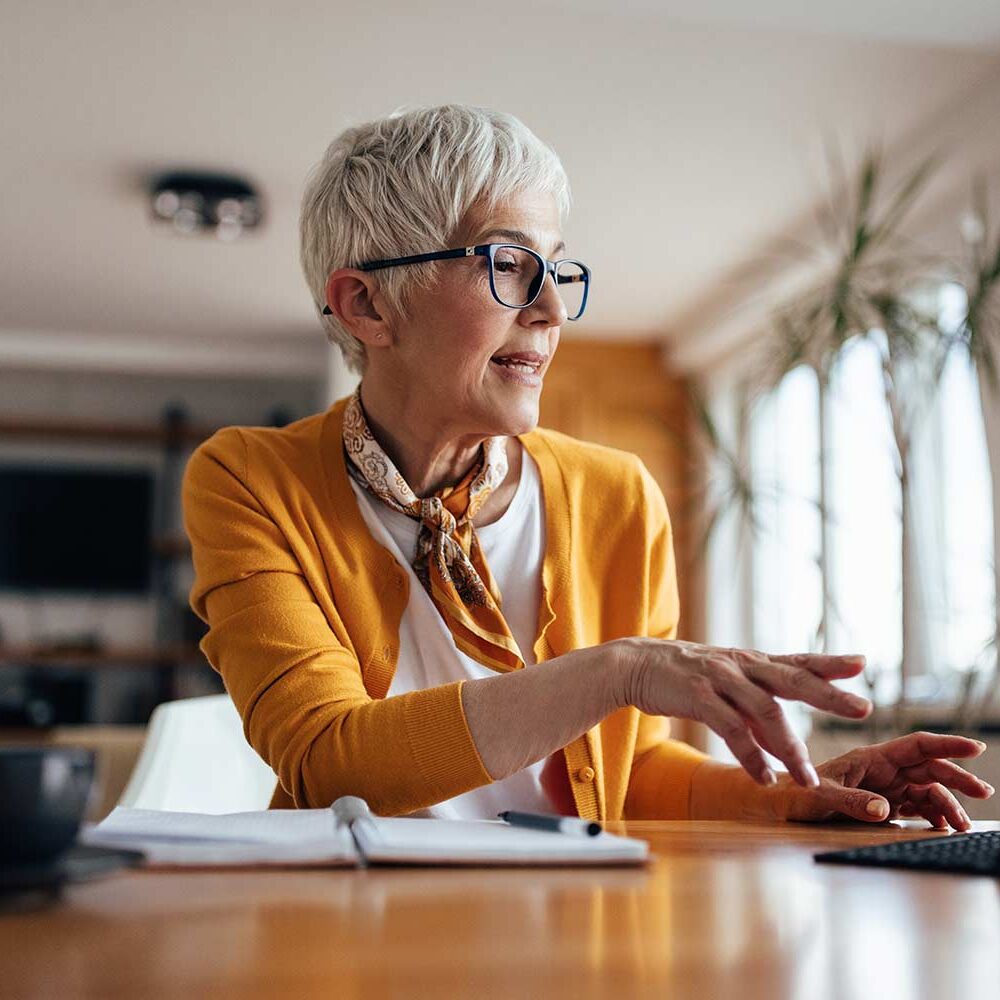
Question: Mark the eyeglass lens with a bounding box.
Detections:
[491,245,587,319]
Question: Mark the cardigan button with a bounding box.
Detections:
[381,644,391,659]
[575,766,596,783]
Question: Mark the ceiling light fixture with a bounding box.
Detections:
[149,170,262,241]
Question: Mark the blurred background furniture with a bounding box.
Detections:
[117,695,276,813]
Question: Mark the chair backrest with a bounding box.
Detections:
[118,695,276,813]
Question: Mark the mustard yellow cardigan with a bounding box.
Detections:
[182,396,716,819]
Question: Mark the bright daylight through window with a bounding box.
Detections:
[749,284,996,714]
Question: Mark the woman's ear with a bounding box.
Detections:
[324,268,393,349]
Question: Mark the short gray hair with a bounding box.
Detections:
[299,105,572,373]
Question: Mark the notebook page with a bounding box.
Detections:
[84,806,342,843]
[353,817,648,866]
[80,807,357,867]
[102,840,357,869]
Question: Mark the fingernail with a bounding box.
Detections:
[975,740,987,750]
[984,783,995,795]
[866,800,889,818]
[847,695,870,712]
[803,762,820,787]
[763,768,777,785]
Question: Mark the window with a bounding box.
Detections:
[708,283,996,716]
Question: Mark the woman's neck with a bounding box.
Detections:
[358,380,495,497]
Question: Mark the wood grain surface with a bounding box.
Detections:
[3,820,999,1000]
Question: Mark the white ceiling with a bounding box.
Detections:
[2,0,999,377]
[540,0,1000,49]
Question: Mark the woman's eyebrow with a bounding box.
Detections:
[477,228,566,256]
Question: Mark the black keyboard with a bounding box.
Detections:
[815,830,1000,876]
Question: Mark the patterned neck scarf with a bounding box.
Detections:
[342,389,525,673]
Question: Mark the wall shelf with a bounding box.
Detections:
[0,644,206,669]
[0,416,219,446]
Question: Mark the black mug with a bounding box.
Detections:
[0,746,95,865]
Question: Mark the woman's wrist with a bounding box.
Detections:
[578,640,636,715]
[689,760,793,821]
[608,636,650,712]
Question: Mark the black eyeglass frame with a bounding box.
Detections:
[321,243,591,321]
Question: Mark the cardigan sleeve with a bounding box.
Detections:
[182,430,493,814]
[623,459,712,820]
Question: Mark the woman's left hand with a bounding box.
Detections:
[779,732,994,832]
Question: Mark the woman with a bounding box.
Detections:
[183,105,992,829]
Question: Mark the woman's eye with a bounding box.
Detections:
[494,257,520,273]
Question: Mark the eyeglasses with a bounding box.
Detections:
[322,243,591,321]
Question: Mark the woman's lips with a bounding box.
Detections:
[489,355,544,386]
[491,350,547,367]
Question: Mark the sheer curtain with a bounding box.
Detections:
[825,332,905,699]
[703,368,820,761]
[750,364,823,658]
[930,286,994,684]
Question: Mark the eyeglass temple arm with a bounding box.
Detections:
[321,247,490,314]
[360,247,487,271]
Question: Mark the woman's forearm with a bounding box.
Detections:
[460,642,630,780]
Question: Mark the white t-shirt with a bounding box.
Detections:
[349,445,552,819]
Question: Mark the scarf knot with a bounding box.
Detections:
[418,496,457,536]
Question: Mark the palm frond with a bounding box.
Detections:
[959,180,1000,393]
[868,156,938,251]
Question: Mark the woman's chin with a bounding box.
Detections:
[480,393,540,437]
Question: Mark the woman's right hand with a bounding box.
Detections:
[617,637,873,788]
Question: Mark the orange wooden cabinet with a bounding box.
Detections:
[539,339,706,645]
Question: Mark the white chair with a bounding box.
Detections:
[118,694,276,813]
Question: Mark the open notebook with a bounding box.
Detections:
[80,796,649,868]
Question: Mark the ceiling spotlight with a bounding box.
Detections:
[149,171,262,239]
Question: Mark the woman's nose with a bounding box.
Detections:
[523,271,568,327]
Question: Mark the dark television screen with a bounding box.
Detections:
[0,465,154,594]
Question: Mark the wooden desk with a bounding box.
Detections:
[3,821,999,1000]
